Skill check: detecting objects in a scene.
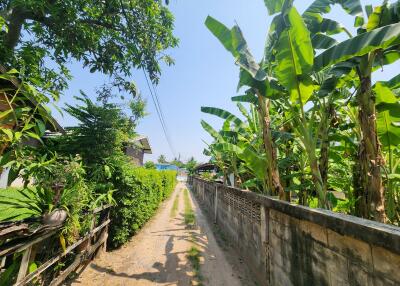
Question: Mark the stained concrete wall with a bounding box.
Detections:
[190,177,400,286]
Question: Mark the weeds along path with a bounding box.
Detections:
[70,182,251,286]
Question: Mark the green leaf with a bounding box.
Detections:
[304,0,362,17]
[28,262,38,273]
[0,109,13,119]
[312,33,338,49]
[36,119,46,135]
[205,16,233,53]
[386,74,400,89]
[314,23,400,72]
[263,0,286,15]
[231,94,258,104]
[275,7,315,104]
[238,145,267,182]
[205,16,266,81]
[26,132,42,141]
[374,82,398,106]
[377,107,400,148]
[354,15,364,27]
[374,82,400,148]
[213,142,242,154]
[307,18,344,35]
[201,106,243,126]
[201,120,222,140]
[1,128,13,141]
[365,5,373,18]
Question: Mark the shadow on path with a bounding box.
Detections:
[86,235,194,286]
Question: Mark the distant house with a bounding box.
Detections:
[125,136,152,166]
[155,163,180,171]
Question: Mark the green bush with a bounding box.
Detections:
[109,166,177,248]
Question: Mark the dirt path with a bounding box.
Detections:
[69,182,253,286]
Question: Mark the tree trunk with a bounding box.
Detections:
[257,94,286,200]
[2,8,26,56]
[309,150,326,208]
[355,75,386,222]
[319,102,334,198]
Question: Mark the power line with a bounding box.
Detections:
[142,69,177,158]
[118,0,177,158]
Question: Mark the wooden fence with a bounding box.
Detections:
[0,205,111,285]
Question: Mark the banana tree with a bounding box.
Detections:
[374,81,400,224]
[201,105,267,190]
[205,17,286,199]
[313,0,400,221]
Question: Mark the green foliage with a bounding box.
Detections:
[55,95,136,168]
[203,0,400,222]
[0,154,95,241]
[0,69,57,159]
[157,154,168,164]
[314,22,400,72]
[144,161,156,169]
[185,157,198,175]
[0,0,178,99]
[109,166,177,248]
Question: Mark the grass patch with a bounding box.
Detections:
[187,246,203,285]
[170,193,180,218]
[183,189,196,227]
[183,190,202,285]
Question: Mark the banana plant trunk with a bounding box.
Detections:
[355,74,386,222]
[319,102,333,197]
[257,94,286,200]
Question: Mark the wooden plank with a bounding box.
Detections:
[14,219,110,286]
[92,204,112,214]
[49,234,108,286]
[0,229,59,257]
[48,254,83,286]
[16,246,32,283]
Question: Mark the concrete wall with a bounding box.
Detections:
[190,177,400,286]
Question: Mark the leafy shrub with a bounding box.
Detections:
[109,166,177,248]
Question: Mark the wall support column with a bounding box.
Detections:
[214,184,218,223]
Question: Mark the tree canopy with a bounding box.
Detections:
[0,0,178,98]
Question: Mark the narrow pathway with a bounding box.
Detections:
[70,182,252,286]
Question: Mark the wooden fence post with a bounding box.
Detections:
[16,245,32,283]
[97,208,110,257]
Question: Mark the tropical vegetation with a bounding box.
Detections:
[201,0,400,224]
[0,0,178,283]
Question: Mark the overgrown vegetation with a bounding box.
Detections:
[0,1,179,283]
[187,246,203,286]
[202,0,400,224]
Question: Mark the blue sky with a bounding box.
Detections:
[52,0,397,163]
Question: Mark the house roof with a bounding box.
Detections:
[0,65,64,133]
[129,136,152,154]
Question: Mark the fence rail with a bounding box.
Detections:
[0,204,111,286]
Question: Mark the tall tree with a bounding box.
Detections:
[312,0,400,221]
[0,0,178,98]
[158,154,167,164]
